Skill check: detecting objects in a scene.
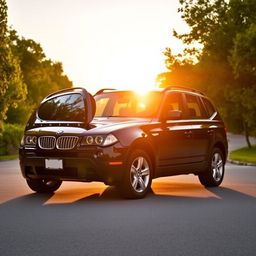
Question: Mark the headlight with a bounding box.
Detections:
[95,136,104,145]
[102,134,118,146]
[24,135,37,146]
[20,136,25,146]
[81,134,118,147]
[86,136,94,145]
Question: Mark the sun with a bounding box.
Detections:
[100,47,163,93]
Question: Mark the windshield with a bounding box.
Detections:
[94,91,162,118]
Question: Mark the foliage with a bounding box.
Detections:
[229,145,256,164]
[158,0,256,147]
[0,0,26,120]
[6,30,73,124]
[0,154,18,161]
[0,123,24,155]
[0,0,72,124]
[0,0,73,156]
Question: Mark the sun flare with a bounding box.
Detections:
[100,47,162,93]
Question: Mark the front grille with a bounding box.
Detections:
[38,136,79,150]
[38,136,56,149]
[56,136,79,150]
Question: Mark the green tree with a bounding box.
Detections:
[0,0,26,121]
[6,30,73,124]
[229,23,256,147]
[159,0,256,147]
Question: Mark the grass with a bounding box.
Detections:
[229,145,256,164]
[0,154,19,161]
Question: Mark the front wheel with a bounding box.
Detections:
[117,149,153,199]
[198,147,225,187]
[26,179,62,193]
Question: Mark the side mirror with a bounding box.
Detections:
[162,110,182,121]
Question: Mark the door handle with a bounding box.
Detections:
[184,130,192,137]
[207,129,214,135]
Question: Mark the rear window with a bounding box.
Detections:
[202,98,216,118]
[38,93,85,121]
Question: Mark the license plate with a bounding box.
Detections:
[45,159,63,169]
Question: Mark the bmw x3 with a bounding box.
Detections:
[19,86,228,198]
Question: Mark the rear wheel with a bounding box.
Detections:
[198,147,225,187]
[26,179,62,193]
[117,149,152,199]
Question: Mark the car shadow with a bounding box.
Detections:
[1,181,255,210]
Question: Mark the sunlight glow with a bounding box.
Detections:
[7,0,188,93]
[44,182,107,205]
[99,47,161,93]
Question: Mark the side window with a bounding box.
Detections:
[163,92,183,113]
[185,94,204,119]
[202,98,216,118]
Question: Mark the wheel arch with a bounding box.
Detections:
[213,141,227,163]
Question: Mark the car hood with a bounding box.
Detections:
[25,118,152,136]
[89,117,151,134]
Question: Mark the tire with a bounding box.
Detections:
[117,149,153,199]
[26,179,62,193]
[198,147,225,187]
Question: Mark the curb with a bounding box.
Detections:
[227,159,256,167]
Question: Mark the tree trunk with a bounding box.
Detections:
[243,120,252,148]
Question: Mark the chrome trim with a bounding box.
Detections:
[38,136,56,150]
[56,136,79,150]
[210,112,217,120]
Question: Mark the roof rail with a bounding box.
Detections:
[163,85,205,96]
[94,88,116,96]
[45,87,87,99]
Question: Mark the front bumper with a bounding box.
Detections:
[19,143,128,185]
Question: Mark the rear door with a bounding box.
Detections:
[183,93,211,163]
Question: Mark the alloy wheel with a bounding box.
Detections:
[130,156,150,193]
[211,152,223,182]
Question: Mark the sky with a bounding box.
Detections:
[6,0,188,94]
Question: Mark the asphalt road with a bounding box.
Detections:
[0,160,256,256]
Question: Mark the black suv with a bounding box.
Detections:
[19,86,228,199]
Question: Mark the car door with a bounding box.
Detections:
[153,91,193,171]
[183,93,211,163]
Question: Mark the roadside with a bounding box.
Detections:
[227,133,256,152]
[227,133,256,166]
[229,146,256,165]
[0,154,18,161]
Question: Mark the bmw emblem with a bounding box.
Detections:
[56,130,64,135]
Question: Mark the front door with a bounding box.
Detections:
[152,92,193,171]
